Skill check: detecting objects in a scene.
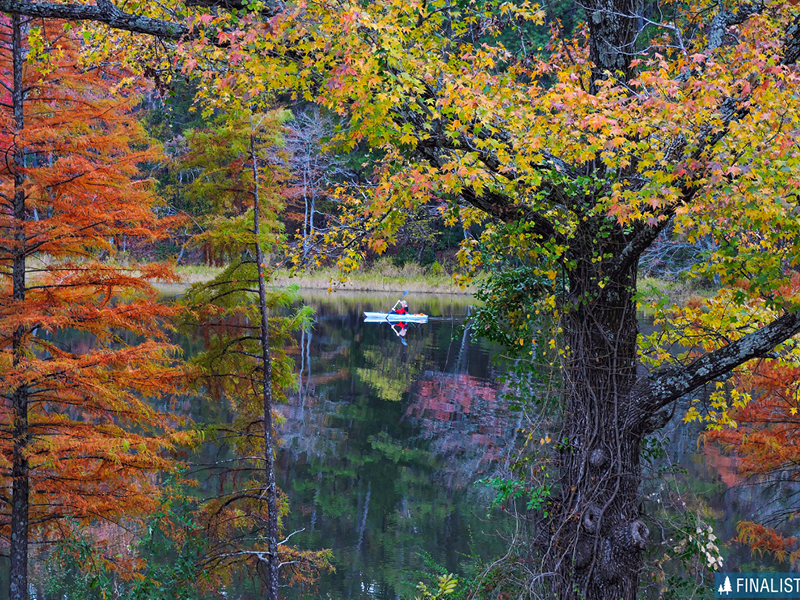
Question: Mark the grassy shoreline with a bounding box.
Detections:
[636,276,716,314]
[168,266,710,307]
[172,262,476,295]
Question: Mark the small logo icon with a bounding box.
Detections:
[719,576,732,596]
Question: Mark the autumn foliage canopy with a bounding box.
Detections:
[0,19,189,570]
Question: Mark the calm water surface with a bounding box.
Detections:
[274,292,517,600]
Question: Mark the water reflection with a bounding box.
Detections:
[276,293,516,600]
[267,293,791,597]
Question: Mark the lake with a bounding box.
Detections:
[14,290,791,598]
[269,292,791,599]
[273,292,516,600]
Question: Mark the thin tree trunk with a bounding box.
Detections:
[302,196,308,259]
[310,146,320,246]
[249,114,280,600]
[301,151,309,261]
[298,326,305,401]
[308,183,316,251]
[9,13,29,600]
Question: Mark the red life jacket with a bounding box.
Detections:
[395,306,408,315]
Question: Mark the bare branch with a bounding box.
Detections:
[0,0,189,39]
[635,310,800,422]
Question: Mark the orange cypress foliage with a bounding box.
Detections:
[0,18,189,589]
[706,278,800,567]
[708,368,800,567]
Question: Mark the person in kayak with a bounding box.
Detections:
[392,300,409,315]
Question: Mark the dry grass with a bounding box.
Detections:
[170,259,476,295]
[636,276,716,315]
[173,264,227,284]
[170,267,713,303]
[272,262,475,295]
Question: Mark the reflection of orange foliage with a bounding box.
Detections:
[702,444,741,489]
[405,373,513,484]
[407,373,497,421]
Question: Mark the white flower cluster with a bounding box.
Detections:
[672,524,724,571]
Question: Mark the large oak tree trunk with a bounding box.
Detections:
[9,13,29,600]
[552,231,647,600]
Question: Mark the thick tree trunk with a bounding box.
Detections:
[585,0,641,90]
[552,232,646,600]
[250,115,280,600]
[9,13,29,600]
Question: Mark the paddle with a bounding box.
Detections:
[389,290,409,314]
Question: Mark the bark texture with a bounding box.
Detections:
[585,0,641,87]
[549,218,800,600]
[0,0,277,41]
[9,13,28,600]
[250,117,280,600]
[549,222,646,600]
[1,0,188,39]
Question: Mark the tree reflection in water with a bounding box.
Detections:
[276,293,517,600]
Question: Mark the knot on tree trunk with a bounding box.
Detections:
[577,520,649,585]
[574,540,593,569]
[582,504,603,533]
[589,447,609,469]
[612,519,649,552]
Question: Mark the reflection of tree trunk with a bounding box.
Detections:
[311,472,322,532]
[299,326,306,402]
[306,327,313,399]
[356,481,371,555]
[455,306,471,374]
[444,469,456,539]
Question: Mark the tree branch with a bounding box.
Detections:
[605,95,750,280]
[634,310,800,422]
[459,186,565,244]
[784,13,800,66]
[0,0,189,39]
[706,0,765,51]
[606,214,673,280]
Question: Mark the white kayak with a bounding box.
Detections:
[364,312,429,323]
